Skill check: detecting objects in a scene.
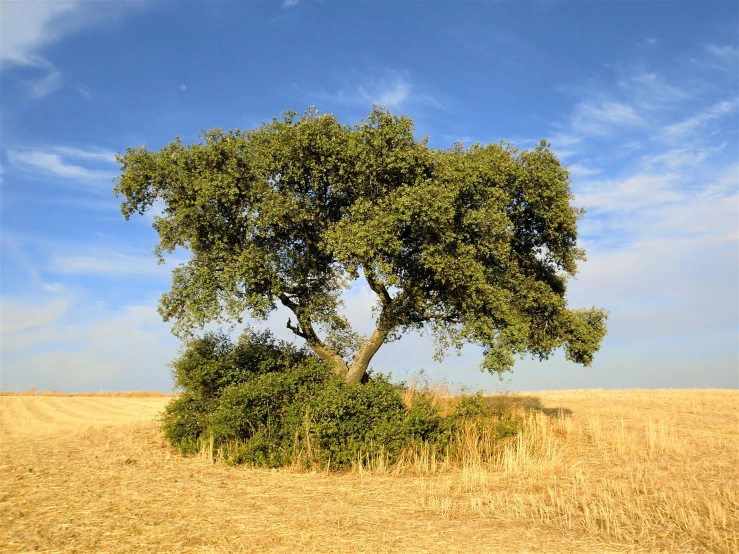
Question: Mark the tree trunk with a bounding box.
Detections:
[281,290,391,385]
[345,327,388,385]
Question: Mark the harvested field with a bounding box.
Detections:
[1,390,737,553]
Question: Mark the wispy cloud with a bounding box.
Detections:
[643,143,728,172]
[27,62,63,98]
[570,101,645,135]
[7,148,117,184]
[51,146,118,163]
[0,1,145,98]
[307,70,444,110]
[48,248,172,278]
[706,44,738,64]
[635,37,658,47]
[282,0,300,7]
[567,163,601,177]
[1,289,178,391]
[575,173,684,213]
[618,72,692,108]
[0,1,78,67]
[75,85,92,99]
[0,296,69,333]
[661,98,739,139]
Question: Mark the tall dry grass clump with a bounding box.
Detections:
[392,388,738,553]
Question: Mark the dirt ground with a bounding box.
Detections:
[1,390,736,553]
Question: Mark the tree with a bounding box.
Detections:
[115,107,607,385]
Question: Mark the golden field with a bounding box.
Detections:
[1,389,737,553]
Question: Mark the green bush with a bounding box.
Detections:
[161,391,215,454]
[404,394,448,443]
[309,377,408,467]
[170,330,309,400]
[161,330,523,470]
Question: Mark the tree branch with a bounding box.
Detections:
[279,292,349,377]
[286,317,307,339]
[363,264,392,306]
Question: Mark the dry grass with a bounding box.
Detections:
[1,390,736,553]
[0,389,174,397]
[408,389,738,553]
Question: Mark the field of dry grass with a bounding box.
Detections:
[1,389,737,553]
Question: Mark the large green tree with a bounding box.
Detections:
[115,107,607,385]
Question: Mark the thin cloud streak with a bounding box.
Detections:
[7,150,116,182]
[706,44,738,64]
[661,98,739,139]
[47,249,174,278]
[307,71,444,110]
[52,147,118,164]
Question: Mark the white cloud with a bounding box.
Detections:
[571,213,737,338]
[6,146,120,192]
[662,98,739,139]
[48,248,172,278]
[636,37,658,47]
[363,79,411,108]
[310,70,443,110]
[1,292,179,391]
[706,44,738,63]
[282,0,300,7]
[74,85,92,99]
[543,60,736,387]
[570,101,645,135]
[0,297,69,333]
[0,1,79,67]
[51,146,118,163]
[618,72,692,107]
[575,172,683,213]
[548,133,582,157]
[178,84,187,91]
[643,143,727,171]
[27,63,62,98]
[0,1,145,98]
[567,163,601,177]
[7,150,116,182]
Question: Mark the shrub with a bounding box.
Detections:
[309,376,408,467]
[404,394,448,443]
[170,329,309,401]
[161,391,215,454]
[162,330,523,470]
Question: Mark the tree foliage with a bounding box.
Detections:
[116,107,607,384]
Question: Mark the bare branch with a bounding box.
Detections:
[286,317,307,339]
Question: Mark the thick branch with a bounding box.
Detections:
[346,325,389,385]
[279,293,349,377]
[345,301,398,385]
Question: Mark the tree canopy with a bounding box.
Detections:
[115,107,607,385]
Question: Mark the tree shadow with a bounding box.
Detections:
[484,394,573,418]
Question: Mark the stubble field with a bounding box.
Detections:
[1,389,737,553]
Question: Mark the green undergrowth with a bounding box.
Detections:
[162,330,523,470]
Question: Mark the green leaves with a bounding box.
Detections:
[116,107,607,382]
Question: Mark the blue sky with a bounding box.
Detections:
[1,1,737,393]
